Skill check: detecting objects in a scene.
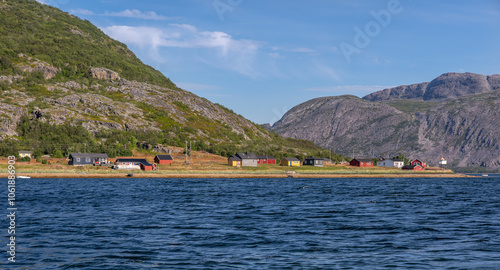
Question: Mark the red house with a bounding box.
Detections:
[154,155,173,165]
[257,155,277,164]
[402,164,425,171]
[350,158,373,167]
[410,159,427,168]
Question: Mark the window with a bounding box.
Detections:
[76,158,80,162]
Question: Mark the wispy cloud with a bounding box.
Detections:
[103,24,262,77]
[70,8,94,16]
[103,9,170,21]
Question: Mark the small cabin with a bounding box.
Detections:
[68,153,109,166]
[350,158,373,167]
[410,159,427,168]
[280,157,301,167]
[154,155,173,165]
[303,157,324,167]
[228,152,258,167]
[377,159,404,168]
[257,155,277,164]
[228,156,242,167]
[18,151,33,159]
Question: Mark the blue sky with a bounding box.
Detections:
[37,0,500,124]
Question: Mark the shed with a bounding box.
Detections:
[154,155,173,165]
[280,157,301,167]
[350,158,373,167]
[68,153,109,166]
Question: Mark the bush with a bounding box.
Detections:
[41,159,48,165]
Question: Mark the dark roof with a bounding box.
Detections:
[305,156,324,160]
[353,158,372,162]
[155,155,173,160]
[115,158,152,166]
[18,151,32,154]
[228,155,242,161]
[392,159,403,162]
[235,152,258,159]
[69,153,108,159]
[256,155,276,160]
[282,157,300,162]
[402,165,420,169]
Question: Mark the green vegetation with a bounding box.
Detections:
[0,0,177,88]
[386,100,438,114]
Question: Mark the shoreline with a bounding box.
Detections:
[2,172,471,179]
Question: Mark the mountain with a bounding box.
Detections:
[0,0,331,159]
[272,72,500,170]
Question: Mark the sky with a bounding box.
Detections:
[36,0,500,124]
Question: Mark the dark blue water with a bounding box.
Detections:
[2,177,500,269]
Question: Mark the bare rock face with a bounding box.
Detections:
[89,67,121,80]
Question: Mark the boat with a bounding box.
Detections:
[482,174,489,177]
[127,173,134,177]
[15,175,31,179]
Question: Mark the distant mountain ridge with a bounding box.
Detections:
[364,72,500,101]
[272,72,500,170]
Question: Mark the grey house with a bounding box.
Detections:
[68,153,109,166]
[304,157,325,167]
[233,152,259,167]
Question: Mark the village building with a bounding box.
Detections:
[303,157,325,167]
[228,152,258,167]
[18,151,32,159]
[154,155,173,165]
[257,155,277,164]
[377,159,404,168]
[280,157,301,167]
[68,153,109,166]
[114,158,155,171]
[228,155,242,167]
[410,159,427,168]
[402,164,425,171]
[350,158,374,167]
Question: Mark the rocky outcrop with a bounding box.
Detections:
[273,73,500,169]
[16,54,60,79]
[89,67,121,80]
[364,72,500,102]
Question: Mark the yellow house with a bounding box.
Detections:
[228,156,241,167]
[18,151,32,158]
[280,157,301,167]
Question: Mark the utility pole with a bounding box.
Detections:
[185,141,188,164]
[189,141,192,163]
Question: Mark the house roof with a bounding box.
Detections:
[115,158,152,166]
[305,156,324,160]
[18,151,32,154]
[228,155,242,161]
[155,155,173,160]
[402,164,422,169]
[256,155,276,160]
[353,158,372,162]
[69,153,108,159]
[282,157,300,162]
[235,152,258,159]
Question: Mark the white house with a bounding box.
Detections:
[377,159,404,168]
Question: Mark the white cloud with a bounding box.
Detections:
[102,24,262,77]
[104,9,169,20]
[70,8,94,16]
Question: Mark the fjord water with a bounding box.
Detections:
[2,177,500,269]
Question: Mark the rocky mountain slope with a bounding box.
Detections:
[0,0,329,159]
[272,72,500,170]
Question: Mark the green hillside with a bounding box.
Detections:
[0,0,344,162]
